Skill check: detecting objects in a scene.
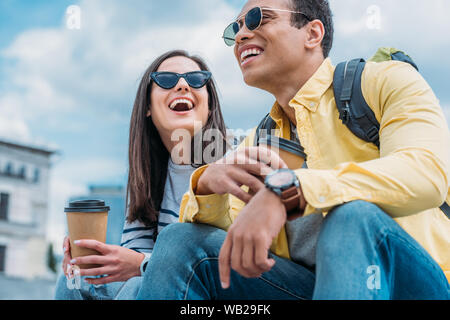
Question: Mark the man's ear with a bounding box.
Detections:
[146,109,151,117]
[304,19,325,52]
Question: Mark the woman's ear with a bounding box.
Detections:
[146,109,151,117]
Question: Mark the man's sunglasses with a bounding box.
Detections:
[223,6,311,46]
[150,71,212,89]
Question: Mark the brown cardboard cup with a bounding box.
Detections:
[259,135,306,170]
[64,200,110,269]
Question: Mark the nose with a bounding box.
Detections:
[235,24,254,44]
[174,76,190,92]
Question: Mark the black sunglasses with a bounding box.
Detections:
[223,6,311,46]
[150,71,212,89]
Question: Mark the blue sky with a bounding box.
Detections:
[0,0,449,245]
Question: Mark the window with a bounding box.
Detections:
[18,166,26,179]
[0,193,9,221]
[4,163,13,176]
[33,168,40,183]
[0,245,5,272]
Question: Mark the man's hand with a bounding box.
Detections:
[218,187,287,289]
[196,146,288,203]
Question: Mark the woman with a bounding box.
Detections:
[55,50,229,299]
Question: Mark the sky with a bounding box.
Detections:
[0,0,449,250]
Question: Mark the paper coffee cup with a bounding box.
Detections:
[259,135,306,170]
[64,200,110,269]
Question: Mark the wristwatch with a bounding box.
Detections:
[264,168,304,217]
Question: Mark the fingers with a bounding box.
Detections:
[73,239,110,255]
[84,275,118,285]
[254,237,276,273]
[220,229,276,288]
[70,254,110,267]
[244,146,288,171]
[219,235,232,289]
[233,233,273,278]
[241,237,262,278]
[79,266,111,277]
[226,170,265,203]
[200,145,287,203]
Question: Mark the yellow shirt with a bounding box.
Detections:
[179,58,450,281]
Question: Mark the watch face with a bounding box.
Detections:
[268,170,294,188]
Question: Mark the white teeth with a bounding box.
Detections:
[240,48,262,62]
[169,98,194,110]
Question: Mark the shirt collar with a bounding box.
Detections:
[288,58,335,112]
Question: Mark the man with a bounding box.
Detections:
[136,0,450,299]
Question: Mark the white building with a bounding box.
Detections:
[0,139,55,279]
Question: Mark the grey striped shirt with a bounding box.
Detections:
[120,158,196,263]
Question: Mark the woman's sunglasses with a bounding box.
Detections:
[223,6,310,46]
[150,71,212,89]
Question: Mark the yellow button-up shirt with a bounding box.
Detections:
[179,58,450,281]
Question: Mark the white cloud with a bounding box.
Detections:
[0,94,31,142]
[331,0,450,56]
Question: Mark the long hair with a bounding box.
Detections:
[126,50,229,226]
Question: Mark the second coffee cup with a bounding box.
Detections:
[259,135,306,170]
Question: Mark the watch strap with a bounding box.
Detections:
[281,186,300,212]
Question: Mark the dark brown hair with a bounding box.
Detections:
[289,0,334,58]
[126,50,229,226]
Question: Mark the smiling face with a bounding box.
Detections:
[149,56,210,141]
[233,0,308,90]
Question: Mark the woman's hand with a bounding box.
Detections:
[68,240,145,285]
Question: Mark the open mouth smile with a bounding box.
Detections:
[240,47,264,66]
[168,97,195,113]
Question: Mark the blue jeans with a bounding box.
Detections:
[54,274,142,300]
[136,201,450,300]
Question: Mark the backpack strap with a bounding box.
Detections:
[334,58,449,218]
[333,58,380,148]
[254,113,276,146]
[440,202,450,219]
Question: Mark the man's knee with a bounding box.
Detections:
[317,201,392,254]
[324,200,388,229]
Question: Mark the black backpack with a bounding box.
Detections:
[253,48,450,218]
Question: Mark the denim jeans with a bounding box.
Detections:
[54,273,142,300]
[136,201,450,300]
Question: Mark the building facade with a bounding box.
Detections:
[0,139,55,279]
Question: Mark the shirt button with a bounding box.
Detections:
[309,102,315,108]
[319,196,326,203]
